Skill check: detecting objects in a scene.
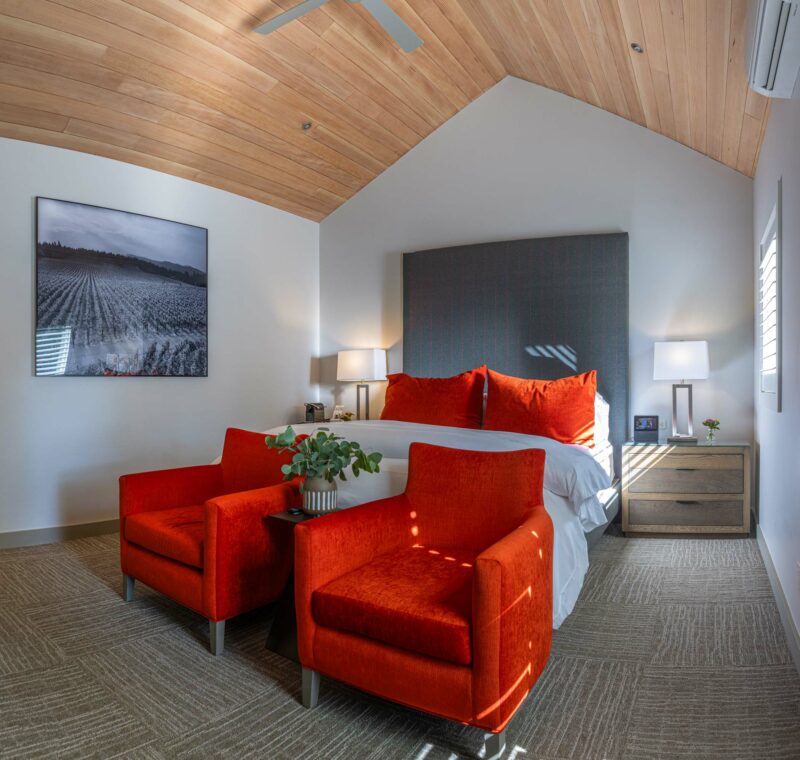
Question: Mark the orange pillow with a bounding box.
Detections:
[380,366,486,429]
[484,369,597,446]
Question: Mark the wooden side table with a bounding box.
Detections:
[622,442,751,536]
[264,510,317,662]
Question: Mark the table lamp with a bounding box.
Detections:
[653,340,709,443]
[336,349,387,420]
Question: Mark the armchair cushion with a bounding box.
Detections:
[221,427,298,494]
[119,464,223,519]
[125,505,205,569]
[405,444,546,553]
[313,545,475,665]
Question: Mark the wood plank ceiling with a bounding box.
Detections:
[0,0,770,221]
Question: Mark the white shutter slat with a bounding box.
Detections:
[760,268,777,294]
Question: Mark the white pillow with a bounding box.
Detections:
[336,457,408,509]
[595,392,610,446]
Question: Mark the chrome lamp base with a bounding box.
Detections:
[355,382,370,420]
[669,382,697,444]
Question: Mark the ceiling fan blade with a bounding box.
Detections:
[357,0,423,52]
[254,0,328,35]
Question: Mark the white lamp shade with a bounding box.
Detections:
[337,349,387,382]
[653,341,709,381]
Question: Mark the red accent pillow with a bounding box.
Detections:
[380,366,486,429]
[484,369,597,446]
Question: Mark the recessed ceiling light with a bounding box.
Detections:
[631,42,644,54]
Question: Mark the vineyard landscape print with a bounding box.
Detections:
[36,198,208,377]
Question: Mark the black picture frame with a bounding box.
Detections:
[35,197,208,377]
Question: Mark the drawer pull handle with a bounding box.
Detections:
[675,468,697,471]
[676,500,699,505]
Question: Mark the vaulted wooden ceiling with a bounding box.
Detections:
[0,1,769,221]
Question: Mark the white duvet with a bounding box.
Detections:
[262,420,613,628]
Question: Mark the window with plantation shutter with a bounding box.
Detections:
[759,182,782,412]
[760,236,777,387]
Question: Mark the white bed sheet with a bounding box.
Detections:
[588,439,615,481]
[569,440,615,530]
[544,490,591,628]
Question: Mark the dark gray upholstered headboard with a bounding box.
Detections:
[403,233,629,476]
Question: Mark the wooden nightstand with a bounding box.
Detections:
[622,442,751,535]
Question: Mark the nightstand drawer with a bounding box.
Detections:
[627,452,742,470]
[627,467,743,494]
[628,499,744,527]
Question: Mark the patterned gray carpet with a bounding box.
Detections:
[0,532,798,760]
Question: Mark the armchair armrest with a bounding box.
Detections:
[203,481,301,621]
[471,506,554,732]
[119,464,224,519]
[294,495,412,667]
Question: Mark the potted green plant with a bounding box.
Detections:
[266,426,383,515]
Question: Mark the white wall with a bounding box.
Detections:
[0,138,319,534]
[320,77,755,442]
[754,97,800,636]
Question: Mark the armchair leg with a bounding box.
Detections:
[209,620,225,656]
[302,667,319,709]
[122,574,135,602]
[484,730,506,760]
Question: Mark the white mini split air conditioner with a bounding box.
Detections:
[748,0,800,98]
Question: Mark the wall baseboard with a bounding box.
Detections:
[757,527,800,674]
[0,519,119,549]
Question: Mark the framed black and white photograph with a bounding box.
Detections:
[35,197,208,377]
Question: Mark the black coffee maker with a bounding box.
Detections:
[305,402,326,423]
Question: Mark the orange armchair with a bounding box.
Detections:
[295,443,553,757]
[119,427,301,654]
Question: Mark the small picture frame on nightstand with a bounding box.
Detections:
[633,415,659,443]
